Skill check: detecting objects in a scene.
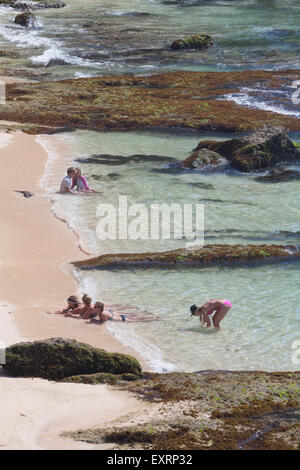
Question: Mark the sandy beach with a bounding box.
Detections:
[0,127,150,449]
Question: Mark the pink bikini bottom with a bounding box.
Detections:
[207,300,232,315]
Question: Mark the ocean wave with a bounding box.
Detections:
[222,89,300,118]
[0,17,110,68]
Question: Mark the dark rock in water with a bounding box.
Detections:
[14,12,36,27]
[46,58,69,67]
[106,173,121,180]
[184,125,300,172]
[184,148,228,171]
[73,244,300,270]
[255,166,300,183]
[2,338,143,381]
[151,162,185,174]
[106,11,151,17]
[200,198,254,206]
[76,154,178,166]
[190,182,215,190]
[171,34,214,50]
[91,173,121,181]
[14,190,34,198]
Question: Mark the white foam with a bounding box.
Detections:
[223,90,300,118]
[0,15,111,69]
[107,322,176,373]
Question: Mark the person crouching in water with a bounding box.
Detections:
[190,299,232,328]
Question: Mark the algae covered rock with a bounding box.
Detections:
[184,148,228,171]
[73,244,299,270]
[62,372,141,385]
[14,12,36,27]
[2,338,143,381]
[171,34,214,50]
[186,125,300,172]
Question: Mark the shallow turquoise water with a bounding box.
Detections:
[39,129,300,372]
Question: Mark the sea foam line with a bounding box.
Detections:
[222,89,300,118]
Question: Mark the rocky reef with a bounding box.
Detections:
[73,244,299,270]
[0,71,300,133]
[184,125,300,172]
[2,338,143,381]
[171,34,214,50]
[66,370,300,450]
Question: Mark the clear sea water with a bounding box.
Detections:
[37,129,300,372]
[0,0,299,371]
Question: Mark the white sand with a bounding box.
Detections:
[0,129,150,450]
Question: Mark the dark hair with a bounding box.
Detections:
[190,304,198,316]
[67,295,79,304]
[94,302,104,313]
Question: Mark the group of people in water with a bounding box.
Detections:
[48,294,232,328]
[58,169,232,328]
[48,295,132,322]
[48,295,157,323]
[59,167,101,195]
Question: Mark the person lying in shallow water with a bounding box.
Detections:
[64,294,97,319]
[47,295,82,316]
[190,299,232,328]
[93,302,132,322]
[92,302,158,323]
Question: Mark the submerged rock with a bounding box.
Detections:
[255,166,300,183]
[184,125,300,172]
[73,244,299,270]
[171,34,214,50]
[14,12,36,27]
[2,338,143,381]
[76,154,177,166]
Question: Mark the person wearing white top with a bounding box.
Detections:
[59,167,76,194]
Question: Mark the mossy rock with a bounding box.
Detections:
[185,148,228,171]
[62,371,141,385]
[186,125,300,172]
[73,244,299,270]
[2,338,143,381]
[14,12,36,27]
[171,34,214,50]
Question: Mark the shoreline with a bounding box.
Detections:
[0,127,155,450]
[0,128,149,361]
